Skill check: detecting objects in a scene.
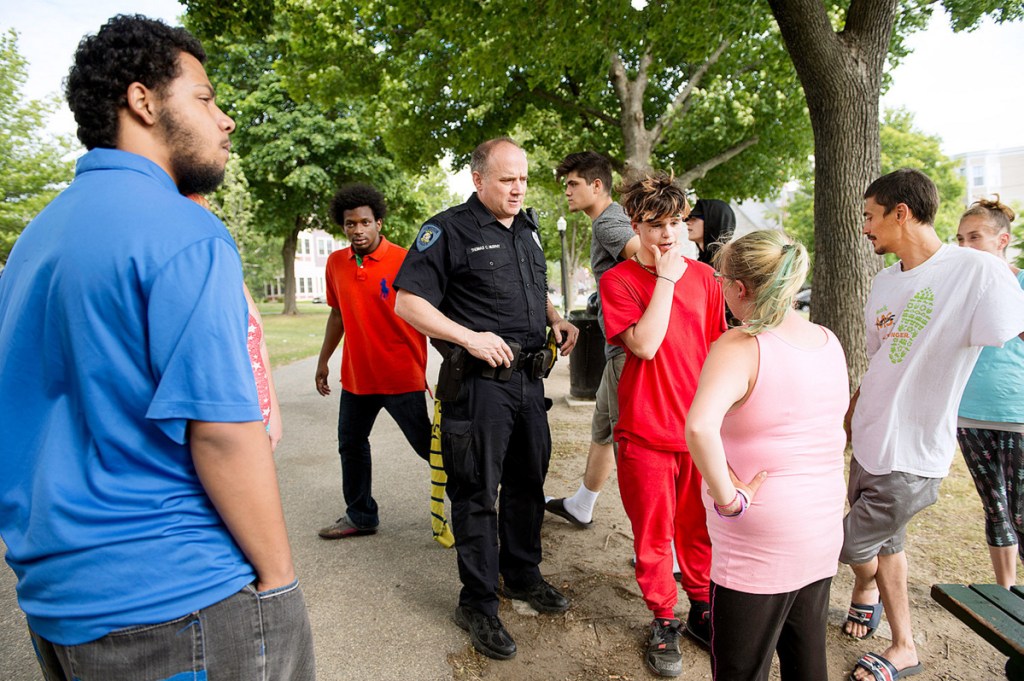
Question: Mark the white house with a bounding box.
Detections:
[263,228,346,301]
[953,146,1024,208]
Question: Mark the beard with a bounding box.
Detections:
[157,108,226,196]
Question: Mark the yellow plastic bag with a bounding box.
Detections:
[430,396,455,548]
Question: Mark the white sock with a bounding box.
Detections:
[563,483,600,523]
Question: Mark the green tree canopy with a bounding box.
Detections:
[0,30,73,264]
[185,0,814,202]
[1013,214,1024,270]
[192,32,451,312]
[207,155,280,297]
[879,108,964,240]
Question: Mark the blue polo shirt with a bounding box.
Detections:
[0,149,262,645]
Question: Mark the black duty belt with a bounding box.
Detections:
[480,343,549,382]
[512,349,546,372]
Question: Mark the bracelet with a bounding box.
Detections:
[657,275,677,284]
[714,491,740,517]
[714,489,749,519]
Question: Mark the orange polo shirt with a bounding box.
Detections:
[325,236,427,395]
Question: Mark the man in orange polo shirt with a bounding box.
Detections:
[315,182,431,539]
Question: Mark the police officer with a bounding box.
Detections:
[394,137,579,661]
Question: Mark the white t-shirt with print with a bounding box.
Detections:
[852,245,1024,478]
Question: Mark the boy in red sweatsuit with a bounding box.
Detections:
[600,172,726,677]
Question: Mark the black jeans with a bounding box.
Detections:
[441,371,551,616]
[337,389,431,528]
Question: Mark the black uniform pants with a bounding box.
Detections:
[440,370,551,616]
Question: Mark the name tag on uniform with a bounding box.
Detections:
[468,244,502,254]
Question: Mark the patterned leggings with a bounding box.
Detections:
[957,428,1024,552]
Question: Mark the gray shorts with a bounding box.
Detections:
[591,353,625,444]
[839,457,941,565]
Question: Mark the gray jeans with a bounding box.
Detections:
[30,580,315,680]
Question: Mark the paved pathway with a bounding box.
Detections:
[0,351,579,681]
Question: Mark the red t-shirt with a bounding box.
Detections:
[600,258,726,451]
[325,237,427,394]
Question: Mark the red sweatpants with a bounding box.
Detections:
[617,438,711,618]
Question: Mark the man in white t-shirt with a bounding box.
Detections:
[842,168,1024,681]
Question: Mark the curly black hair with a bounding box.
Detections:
[65,15,206,150]
[329,183,387,224]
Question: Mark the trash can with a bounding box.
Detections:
[567,306,606,400]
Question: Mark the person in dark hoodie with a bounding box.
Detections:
[688,199,738,325]
[686,199,736,266]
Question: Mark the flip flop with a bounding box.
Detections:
[849,652,923,680]
[544,498,593,528]
[844,601,883,639]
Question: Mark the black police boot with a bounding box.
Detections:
[453,606,517,660]
[501,579,570,614]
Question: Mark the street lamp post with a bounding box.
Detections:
[557,215,569,317]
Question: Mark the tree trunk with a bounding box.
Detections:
[768,0,896,389]
[610,53,655,176]
[610,43,758,182]
[280,218,301,316]
[808,90,885,388]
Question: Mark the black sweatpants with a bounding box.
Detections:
[709,576,831,681]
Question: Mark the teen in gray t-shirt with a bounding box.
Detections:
[546,152,640,529]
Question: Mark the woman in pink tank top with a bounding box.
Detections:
[244,284,282,450]
[686,230,849,680]
[187,193,282,451]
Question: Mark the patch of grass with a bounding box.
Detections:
[257,301,332,367]
[908,451,1014,584]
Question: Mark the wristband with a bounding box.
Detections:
[658,275,677,284]
[714,489,749,519]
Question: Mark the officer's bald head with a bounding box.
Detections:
[471,138,527,225]
[470,137,523,177]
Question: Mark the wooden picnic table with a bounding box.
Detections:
[932,583,1024,680]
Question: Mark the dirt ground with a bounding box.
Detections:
[445,395,1012,680]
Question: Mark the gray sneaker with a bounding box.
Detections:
[317,516,377,539]
[646,618,683,677]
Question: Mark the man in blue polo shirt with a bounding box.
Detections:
[0,16,314,679]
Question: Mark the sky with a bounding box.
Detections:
[3,1,1023,158]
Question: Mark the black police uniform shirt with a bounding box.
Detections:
[394,193,548,352]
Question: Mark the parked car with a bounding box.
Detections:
[311,296,326,304]
[794,288,811,311]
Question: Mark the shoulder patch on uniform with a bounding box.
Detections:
[415,223,443,252]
